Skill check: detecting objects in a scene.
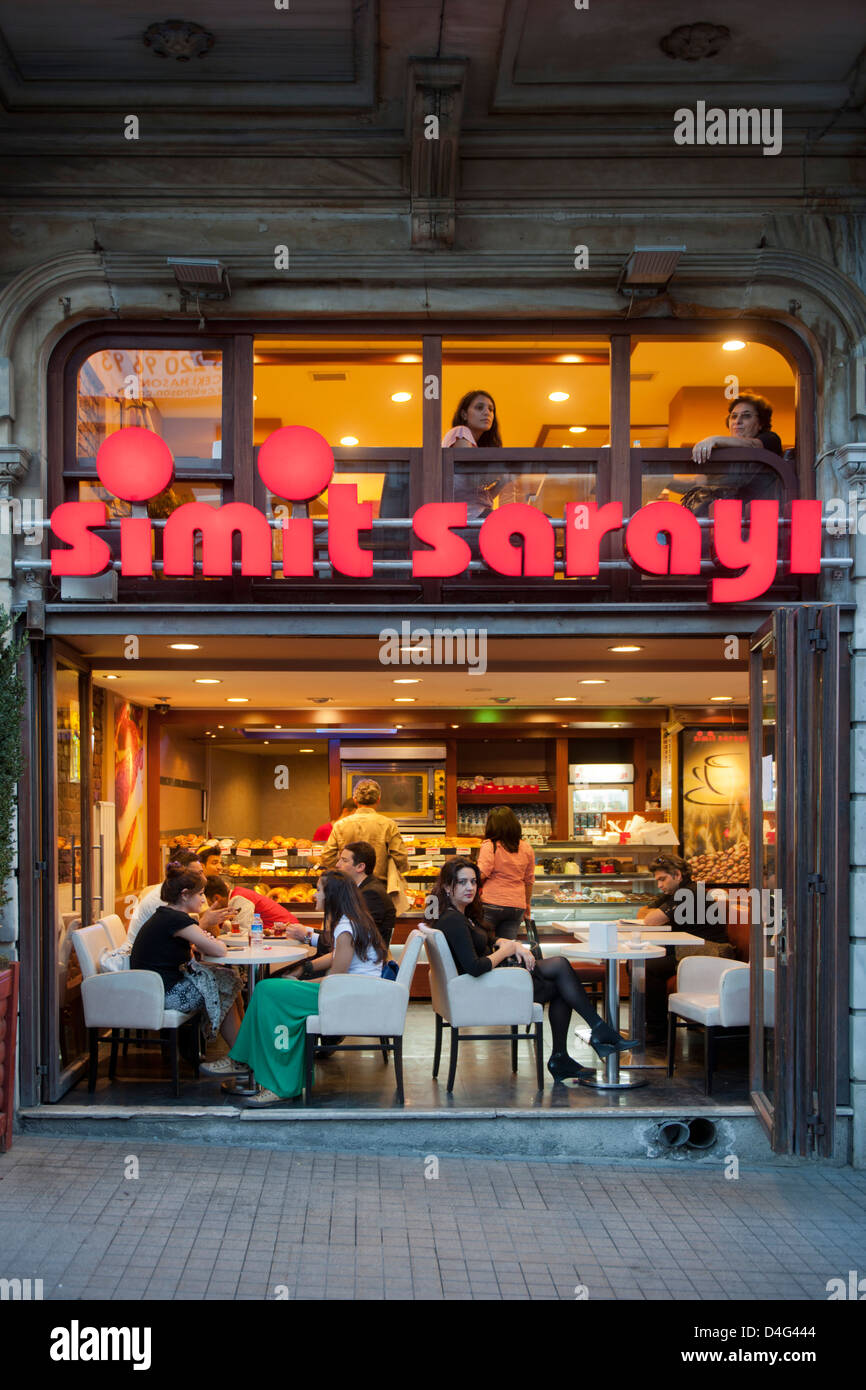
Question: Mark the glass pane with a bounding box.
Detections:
[442,338,610,448]
[641,462,784,512]
[77,348,223,469]
[759,641,777,1104]
[629,338,795,452]
[253,337,423,448]
[79,479,223,519]
[453,461,595,521]
[56,666,83,917]
[265,454,410,570]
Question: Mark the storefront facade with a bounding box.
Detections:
[0,2,863,1160]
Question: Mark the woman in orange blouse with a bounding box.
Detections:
[477,806,535,940]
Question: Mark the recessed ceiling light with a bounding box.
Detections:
[393,678,420,684]
[217,724,224,729]
[226,697,249,703]
[560,355,580,363]
[263,740,269,744]
[103,674,119,680]
[204,731,211,735]
[722,340,746,351]
[580,679,606,685]
[554,696,579,702]
[451,724,459,728]
[395,724,403,729]
[609,645,642,652]
[394,697,416,703]
[299,747,314,753]
[568,425,587,434]
[548,391,569,402]
[252,394,258,402]
[390,392,412,403]
[340,435,359,446]
[170,643,200,650]
[195,678,221,684]
[710,695,734,702]
[274,724,282,729]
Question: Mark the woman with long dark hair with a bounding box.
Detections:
[477,806,535,940]
[430,857,635,1082]
[129,867,243,1057]
[441,389,502,449]
[213,871,389,1105]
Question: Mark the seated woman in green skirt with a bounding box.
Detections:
[201,870,389,1107]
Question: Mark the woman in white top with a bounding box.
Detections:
[213,871,390,1105]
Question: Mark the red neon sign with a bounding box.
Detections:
[50,426,822,603]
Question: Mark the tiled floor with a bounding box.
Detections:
[1,1135,863,1300]
[61,1001,750,1111]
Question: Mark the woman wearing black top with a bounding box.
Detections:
[430,858,635,1082]
[130,867,243,1065]
[691,393,783,465]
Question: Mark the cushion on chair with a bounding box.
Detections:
[667,991,722,1027]
[99,914,128,948]
[308,976,411,1036]
[161,1008,199,1029]
[71,924,114,980]
[81,970,167,1030]
[676,954,743,994]
[447,969,539,1027]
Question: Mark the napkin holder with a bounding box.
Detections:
[587,922,619,951]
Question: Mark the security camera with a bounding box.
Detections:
[153,698,172,713]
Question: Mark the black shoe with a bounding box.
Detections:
[547,1051,595,1081]
[589,1022,639,1058]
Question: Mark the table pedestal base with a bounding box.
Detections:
[220,1072,258,1098]
[579,1068,649,1090]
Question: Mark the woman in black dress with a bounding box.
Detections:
[430,857,635,1082]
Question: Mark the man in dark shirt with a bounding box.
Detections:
[641,853,729,1044]
[336,841,396,947]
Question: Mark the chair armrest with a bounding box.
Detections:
[81,970,166,1030]
[315,975,410,1035]
[719,965,751,1027]
[447,968,535,1027]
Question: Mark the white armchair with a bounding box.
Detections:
[667,956,772,1094]
[71,924,201,1096]
[303,931,425,1105]
[423,929,544,1093]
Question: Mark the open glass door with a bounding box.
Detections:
[43,648,96,1100]
[749,605,844,1155]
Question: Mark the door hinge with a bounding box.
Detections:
[808,627,828,651]
[807,873,826,895]
[806,1111,826,1137]
[34,861,47,875]
[36,1065,47,1076]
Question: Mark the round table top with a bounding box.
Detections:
[563,942,667,961]
[202,940,315,967]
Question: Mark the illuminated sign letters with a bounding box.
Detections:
[49,426,822,603]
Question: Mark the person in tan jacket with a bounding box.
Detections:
[319,780,408,881]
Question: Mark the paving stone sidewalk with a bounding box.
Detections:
[1,1136,865,1301]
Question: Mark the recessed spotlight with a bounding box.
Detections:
[580,679,607,685]
[554,696,578,702]
[609,645,642,652]
[103,674,119,680]
[397,354,421,363]
[451,724,459,728]
[299,747,314,753]
[170,643,200,650]
[274,724,282,729]
[394,697,416,703]
[390,392,412,403]
[611,723,622,728]
[340,435,359,446]
[393,678,420,684]
[253,394,258,402]
[195,678,221,684]
[560,355,580,363]
[226,697,249,703]
[263,740,269,744]
[395,724,403,729]
[568,425,587,434]
[204,731,211,735]
[722,340,746,351]
[217,725,224,729]
[710,696,734,702]
[548,391,569,402]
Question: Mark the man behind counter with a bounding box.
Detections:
[640,853,729,1046]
